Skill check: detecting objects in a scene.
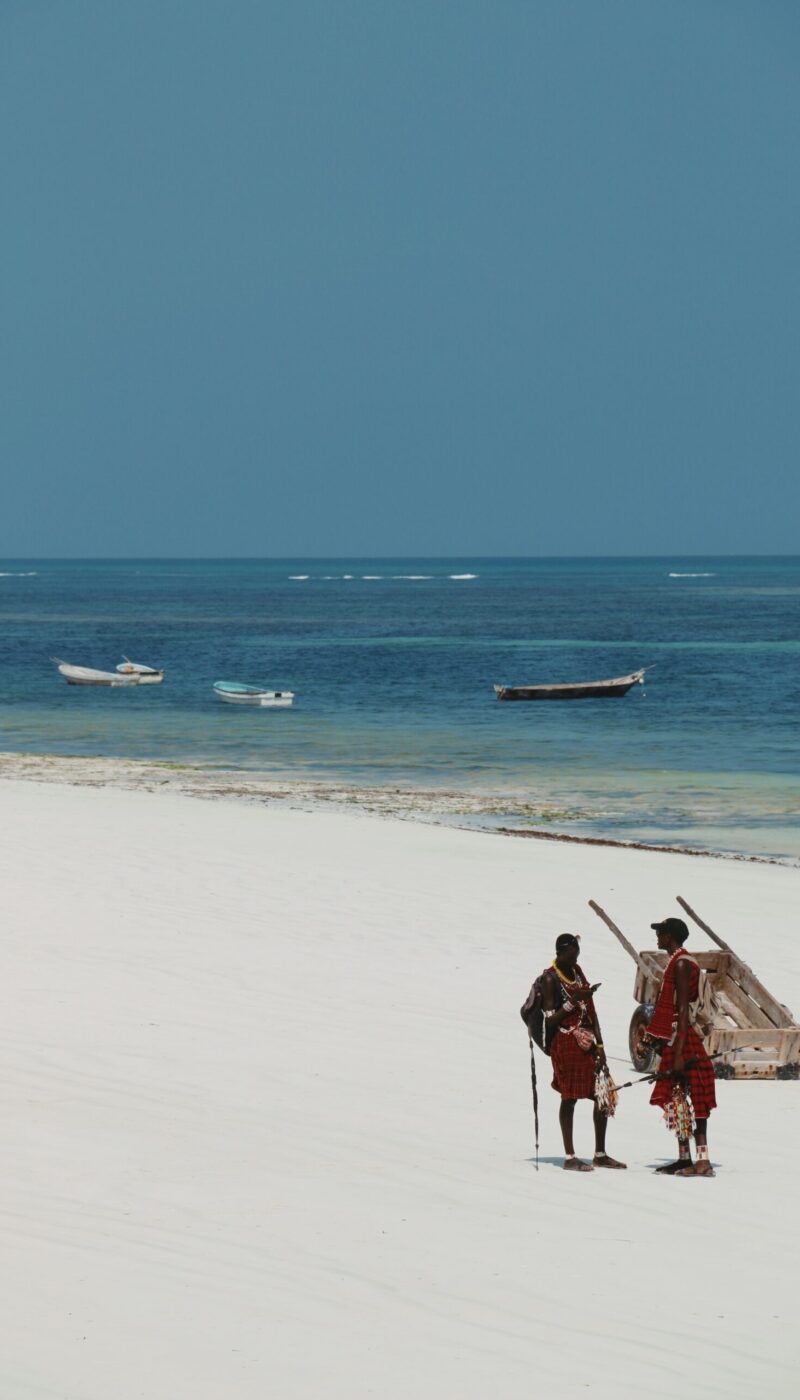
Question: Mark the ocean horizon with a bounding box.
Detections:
[2,555,798,861]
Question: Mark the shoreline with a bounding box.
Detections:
[0,749,793,867]
[495,825,785,865]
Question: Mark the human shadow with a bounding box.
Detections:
[525,1155,593,1168]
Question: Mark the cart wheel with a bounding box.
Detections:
[629,1005,656,1072]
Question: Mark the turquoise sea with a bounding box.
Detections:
[1,557,798,859]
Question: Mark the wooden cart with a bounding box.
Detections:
[589,897,800,1080]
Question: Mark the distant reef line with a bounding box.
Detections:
[0,750,790,868]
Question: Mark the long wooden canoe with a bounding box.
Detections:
[494,668,646,701]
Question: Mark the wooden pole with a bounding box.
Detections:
[588,900,650,973]
[529,1036,539,1172]
[676,895,795,1029]
[676,896,732,952]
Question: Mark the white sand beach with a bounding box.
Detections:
[1,777,798,1399]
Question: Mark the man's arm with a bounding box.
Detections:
[541,971,576,1030]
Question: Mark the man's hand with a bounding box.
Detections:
[671,1050,685,1075]
[594,1045,608,1068]
[571,985,594,1003]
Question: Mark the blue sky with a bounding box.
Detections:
[1,2,798,556]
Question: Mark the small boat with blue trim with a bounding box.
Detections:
[213,681,295,707]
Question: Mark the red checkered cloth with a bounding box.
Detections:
[648,949,698,1041]
[551,1026,597,1100]
[650,1027,717,1120]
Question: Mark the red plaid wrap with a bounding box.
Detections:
[650,1028,717,1120]
[550,1024,597,1100]
[647,949,717,1119]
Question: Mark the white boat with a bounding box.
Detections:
[54,659,140,686]
[116,657,165,683]
[213,681,294,707]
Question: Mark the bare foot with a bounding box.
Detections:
[593,1154,627,1169]
[675,1161,715,1178]
[655,1159,691,1175]
[563,1157,594,1172]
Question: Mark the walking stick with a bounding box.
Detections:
[528,1035,540,1171]
[614,1049,730,1091]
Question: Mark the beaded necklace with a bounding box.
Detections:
[551,959,590,1029]
[551,958,580,987]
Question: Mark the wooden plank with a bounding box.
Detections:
[722,964,792,1028]
[714,982,773,1030]
[692,951,727,974]
[588,901,649,973]
[719,972,781,1029]
[729,1063,786,1079]
[633,969,661,1004]
[708,1027,795,1052]
[677,895,796,1028]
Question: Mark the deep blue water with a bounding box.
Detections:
[1,557,798,857]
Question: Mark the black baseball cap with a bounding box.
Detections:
[650,917,689,944]
[555,933,581,952]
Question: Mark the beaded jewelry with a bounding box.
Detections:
[663,1083,696,1139]
[551,959,579,986]
[594,1064,619,1117]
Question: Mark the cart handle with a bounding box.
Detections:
[588,901,650,974]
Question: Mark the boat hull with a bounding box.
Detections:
[64,677,138,686]
[116,660,164,682]
[57,663,140,686]
[214,683,294,707]
[494,670,645,702]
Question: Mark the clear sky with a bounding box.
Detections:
[1,1,798,557]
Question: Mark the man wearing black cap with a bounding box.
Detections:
[645,918,717,1177]
[540,933,626,1172]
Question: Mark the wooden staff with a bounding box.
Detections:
[613,1049,731,1091]
[528,1036,540,1171]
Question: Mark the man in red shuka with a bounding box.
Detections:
[541,933,626,1172]
[646,917,717,1178]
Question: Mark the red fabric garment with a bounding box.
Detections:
[648,949,699,1042]
[648,949,716,1119]
[551,1028,597,1100]
[548,964,597,1100]
[650,1028,717,1119]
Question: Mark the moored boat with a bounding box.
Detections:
[54,660,141,686]
[213,681,294,707]
[116,657,165,683]
[494,668,646,701]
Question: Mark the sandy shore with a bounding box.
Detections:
[1,777,798,1398]
[0,751,794,864]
